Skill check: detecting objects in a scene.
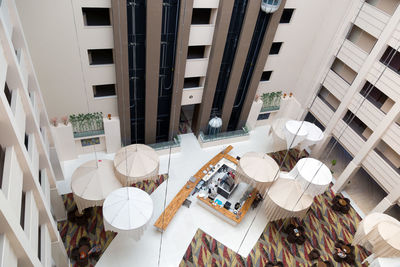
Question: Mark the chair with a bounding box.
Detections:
[78,236,91,248]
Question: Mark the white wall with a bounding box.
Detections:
[258,0,354,106]
[16,0,118,119]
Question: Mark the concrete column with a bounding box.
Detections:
[169,0,194,139]
[371,197,394,213]
[111,0,131,145]
[312,7,400,158]
[332,102,400,192]
[145,0,163,144]
[220,0,262,132]
[192,0,235,135]
[236,0,287,129]
[50,188,66,221]
[332,161,360,192]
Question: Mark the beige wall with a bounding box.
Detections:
[16,0,118,119]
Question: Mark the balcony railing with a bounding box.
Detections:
[199,127,249,143]
[149,136,181,151]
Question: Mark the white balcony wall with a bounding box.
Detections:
[41,169,51,210]
[29,91,40,124]
[337,40,368,72]
[354,2,390,38]
[1,146,23,221]
[18,49,29,88]
[185,59,208,77]
[24,190,39,256]
[382,122,400,153]
[193,0,219,8]
[80,27,114,49]
[322,70,350,100]
[332,120,365,156]
[310,97,335,126]
[40,224,52,267]
[10,89,26,142]
[363,150,400,192]
[181,87,203,105]
[348,93,384,130]
[0,234,18,267]
[28,134,39,177]
[388,23,400,48]
[189,25,215,46]
[0,0,13,39]
[368,62,400,102]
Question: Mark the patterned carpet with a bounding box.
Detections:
[179,150,370,267]
[57,174,168,267]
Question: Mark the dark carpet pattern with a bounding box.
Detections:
[57,174,168,267]
[179,150,370,267]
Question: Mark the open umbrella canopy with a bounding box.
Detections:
[236,152,280,193]
[71,159,122,212]
[114,144,159,186]
[284,120,308,149]
[103,187,153,240]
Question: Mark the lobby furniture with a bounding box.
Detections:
[331,195,350,214]
[103,187,153,241]
[114,144,159,186]
[263,178,313,222]
[71,159,122,213]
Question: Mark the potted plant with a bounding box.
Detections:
[61,116,68,126]
[330,159,337,174]
[50,117,58,127]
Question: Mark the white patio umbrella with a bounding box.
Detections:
[71,159,122,213]
[271,117,289,152]
[299,121,324,151]
[284,120,308,149]
[280,157,332,197]
[236,152,280,193]
[103,187,153,241]
[114,144,160,186]
[264,178,313,222]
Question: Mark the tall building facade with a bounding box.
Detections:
[307,0,400,216]
[0,0,68,266]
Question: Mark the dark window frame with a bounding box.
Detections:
[269,42,283,55]
[88,49,114,65]
[280,8,294,24]
[93,84,116,98]
[82,8,111,26]
[260,71,273,81]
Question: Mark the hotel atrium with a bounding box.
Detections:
[1,0,400,266]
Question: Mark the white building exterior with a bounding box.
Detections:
[0,0,68,266]
[15,0,118,119]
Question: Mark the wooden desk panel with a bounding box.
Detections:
[196,188,258,224]
[154,146,234,231]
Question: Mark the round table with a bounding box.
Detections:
[236,152,280,193]
[284,120,308,149]
[263,178,313,222]
[292,158,332,197]
[103,187,153,241]
[113,144,159,186]
[71,159,122,213]
[353,213,400,258]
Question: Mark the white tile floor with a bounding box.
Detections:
[56,125,371,267]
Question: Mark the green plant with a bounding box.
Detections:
[330,159,337,174]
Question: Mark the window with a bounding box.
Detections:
[269,42,283,55]
[82,8,111,26]
[4,83,11,106]
[343,110,370,140]
[20,191,26,230]
[380,46,400,74]
[187,46,205,59]
[191,9,211,24]
[93,84,116,98]
[38,225,41,260]
[260,71,272,81]
[183,77,200,88]
[257,113,270,120]
[24,133,29,151]
[280,9,294,23]
[317,86,340,111]
[88,49,113,65]
[0,146,5,189]
[360,81,390,111]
